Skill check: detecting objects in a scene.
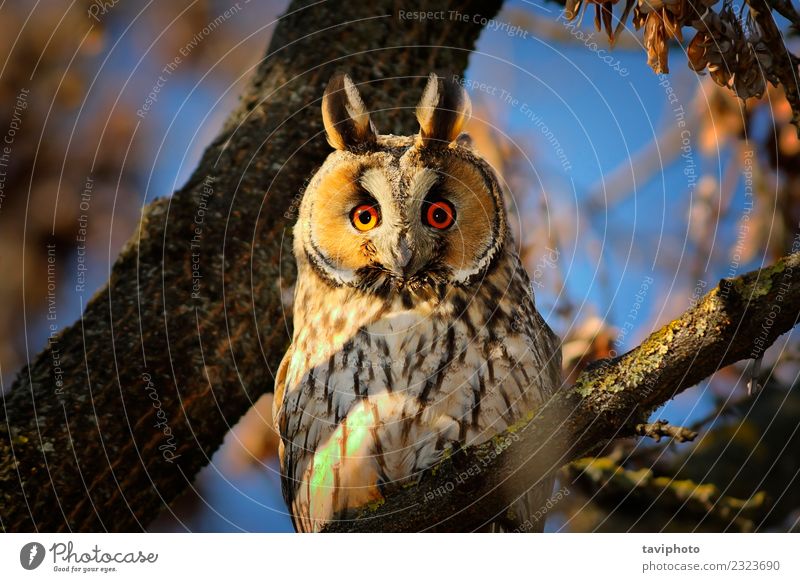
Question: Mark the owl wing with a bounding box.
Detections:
[272,346,290,429]
[272,344,304,528]
[483,274,561,532]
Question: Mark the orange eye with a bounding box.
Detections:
[351,204,380,231]
[424,200,455,230]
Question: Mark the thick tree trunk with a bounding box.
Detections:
[0,0,502,532]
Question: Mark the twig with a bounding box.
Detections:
[770,0,800,30]
[634,420,699,443]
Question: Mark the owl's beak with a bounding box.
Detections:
[392,236,413,275]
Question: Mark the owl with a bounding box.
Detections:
[273,72,562,532]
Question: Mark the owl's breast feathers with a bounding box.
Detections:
[274,252,561,531]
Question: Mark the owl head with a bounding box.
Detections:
[294,72,509,297]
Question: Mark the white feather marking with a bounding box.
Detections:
[342,75,370,134]
[451,244,500,284]
[359,168,392,198]
[408,168,438,200]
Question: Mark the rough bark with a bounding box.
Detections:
[322,253,800,531]
[0,0,502,532]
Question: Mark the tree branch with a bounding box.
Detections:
[322,253,800,531]
[0,0,502,532]
[566,456,770,532]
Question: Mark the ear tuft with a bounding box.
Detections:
[415,73,472,148]
[321,73,377,151]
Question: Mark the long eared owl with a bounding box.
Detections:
[273,72,562,532]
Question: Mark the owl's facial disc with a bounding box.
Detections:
[303,165,422,287]
[406,159,504,286]
[300,154,504,293]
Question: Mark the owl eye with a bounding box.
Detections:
[351,203,381,231]
[423,199,456,230]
